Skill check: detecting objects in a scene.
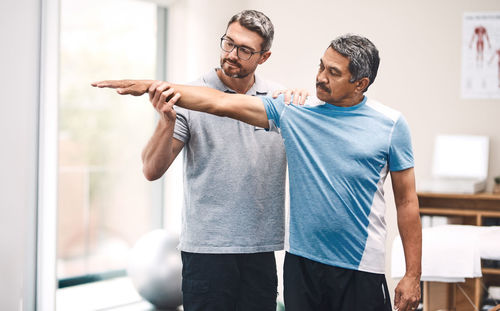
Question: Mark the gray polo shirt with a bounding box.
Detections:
[173,68,286,253]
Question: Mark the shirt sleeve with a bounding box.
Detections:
[260,95,287,132]
[173,106,190,143]
[388,115,414,171]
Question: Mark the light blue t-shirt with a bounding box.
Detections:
[261,95,414,273]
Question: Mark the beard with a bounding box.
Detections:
[220,58,252,79]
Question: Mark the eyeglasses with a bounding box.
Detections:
[220,36,265,60]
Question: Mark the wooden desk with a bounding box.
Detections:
[418,192,500,311]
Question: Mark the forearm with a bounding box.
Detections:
[169,84,269,128]
[397,196,422,278]
[141,119,176,181]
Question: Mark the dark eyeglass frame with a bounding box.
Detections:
[220,36,266,60]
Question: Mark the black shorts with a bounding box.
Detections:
[181,251,278,311]
[284,252,392,311]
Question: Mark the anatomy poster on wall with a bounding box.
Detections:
[462,12,500,99]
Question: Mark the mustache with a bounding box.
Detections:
[316,82,331,93]
[223,58,241,68]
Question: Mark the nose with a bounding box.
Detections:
[316,70,328,84]
[227,47,239,60]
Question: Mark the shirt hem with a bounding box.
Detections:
[389,163,414,172]
[289,248,385,274]
[178,242,285,254]
[172,132,188,143]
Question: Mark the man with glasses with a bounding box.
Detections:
[122,10,287,311]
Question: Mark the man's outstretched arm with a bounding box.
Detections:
[92,79,269,128]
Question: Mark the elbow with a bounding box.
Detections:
[142,165,164,181]
[208,94,232,117]
[142,151,175,181]
[208,102,227,117]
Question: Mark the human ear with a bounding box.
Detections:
[258,51,272,65]
[356,77,370,92]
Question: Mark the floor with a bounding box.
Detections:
[57,277,183,311]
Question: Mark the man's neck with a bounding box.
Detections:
[329,94,365,108]
[216,69,255,94]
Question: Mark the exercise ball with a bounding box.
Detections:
[127,229,182,310]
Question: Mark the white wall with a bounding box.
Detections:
[166,0,500,304]
[166,0,250,82]
[0,0,40,310]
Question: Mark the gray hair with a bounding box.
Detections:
[227,10,274,51]
[329,34,380,92]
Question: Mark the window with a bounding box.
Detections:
[57,0,159,285]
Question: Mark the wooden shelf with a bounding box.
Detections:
[417,192,500,311]
[483,268,500,275]
[419,207,500,218]
[418,192,500,212]
[418,192,500,200]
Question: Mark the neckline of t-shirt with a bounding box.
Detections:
[319,96,367,111]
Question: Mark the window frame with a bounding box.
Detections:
[37,1,169,309]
